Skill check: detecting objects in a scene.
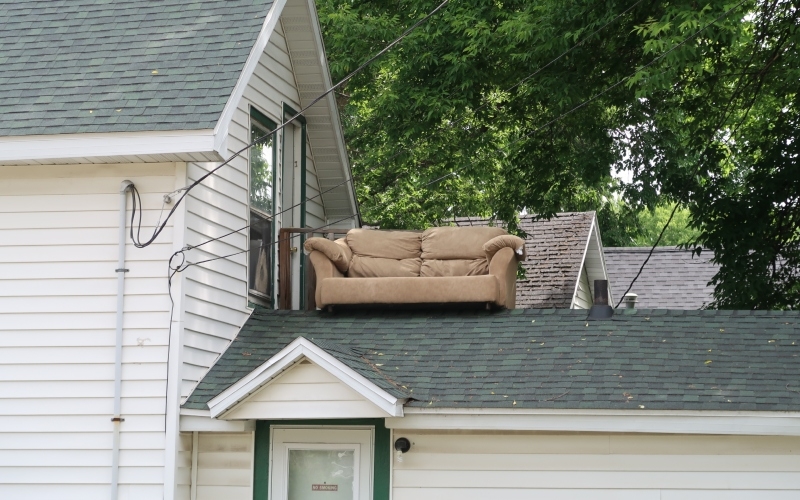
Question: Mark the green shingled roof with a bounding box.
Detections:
[184,308,800,412]
[0,0,273,136]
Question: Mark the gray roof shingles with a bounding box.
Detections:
[0,0,273,136]
[458,212,595,308]
[605,247,718,309]
[184,307,800,412]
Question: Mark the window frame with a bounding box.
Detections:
[248,106,278,304]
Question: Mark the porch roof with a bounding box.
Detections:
[184,307,800,412]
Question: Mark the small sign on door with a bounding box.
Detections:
[312,484,338,492]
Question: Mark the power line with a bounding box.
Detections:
[422,0,749,192]
[128,0,451,249]
[612,0,751,308]
[136,0,647,255]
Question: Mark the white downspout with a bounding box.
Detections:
[112,180,133,500]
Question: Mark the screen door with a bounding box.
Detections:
[270,428,373,500]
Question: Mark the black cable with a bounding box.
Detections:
[612,0,759,309]
[163,250,184,428]
[127,0,451,249]
[170,213,358,275]
[131,0,644,252]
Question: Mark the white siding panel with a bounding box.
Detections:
[195,433,254,500]
[179,22,311,400]
[393,432,800,499]
[0,163,176,499]
[573,263,592,309]
[224,362,389,419]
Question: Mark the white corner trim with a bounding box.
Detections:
[386,408,800,436]
[592,214,613,304]
[206,337,404,419]
[213,0,288,156]
[0,129,218,163]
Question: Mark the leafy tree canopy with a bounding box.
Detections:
[316,0,800,309]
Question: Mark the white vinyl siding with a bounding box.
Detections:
[177,432,193,500]
[573,264,592,309]
[180,22,312,398]
[0,162,179,500]
[195,432,254,500]
[392,432,800,500]
[224,362,388,420]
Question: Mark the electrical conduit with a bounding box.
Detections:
[112,180,133,499]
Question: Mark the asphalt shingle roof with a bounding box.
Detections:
[458,213,595,308]
[605,247,718,309]
[0,0,273,136]
[185,307,800,412]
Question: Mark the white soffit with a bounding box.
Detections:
[280,0,359,220]
[206,337,404,419]
[387,408,800,436]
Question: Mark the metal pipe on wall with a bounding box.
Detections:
[111,180,133,499]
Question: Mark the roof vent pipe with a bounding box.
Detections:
[588,279,614,320]
[623,293,638,309]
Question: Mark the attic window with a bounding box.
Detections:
[249,107,277,300]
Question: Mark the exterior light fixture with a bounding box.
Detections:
[394,437,411,463]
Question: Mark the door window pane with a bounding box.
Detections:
[288,449,355,500]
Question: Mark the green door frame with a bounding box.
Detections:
[253,419,390,500]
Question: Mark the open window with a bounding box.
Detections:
[249,107,277,301]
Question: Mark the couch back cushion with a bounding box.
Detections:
[421,226,507,260]
[346,229,422,259]
[345,229,423,277]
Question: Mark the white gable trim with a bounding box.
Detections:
[0,129,221,163]
[387,408,800,436]
[212,0,287,155]
[207,337,405,419]
[571,213,612,308]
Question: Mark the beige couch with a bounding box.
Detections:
[303,226,526,309]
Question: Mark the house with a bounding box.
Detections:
[181,307,800,499]
[0,0,357,498]
[605,247,718,308]
[458,212,610,308]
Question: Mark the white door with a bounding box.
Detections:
[270,428,373,500]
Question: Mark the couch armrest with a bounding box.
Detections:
[304,237,351,273]
[308,251,344,308]
[488,247,517,309]
[484,234,526,262]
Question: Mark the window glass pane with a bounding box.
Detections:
[250,120,273,215]
[249,211,271,296]
[288,449,355,500]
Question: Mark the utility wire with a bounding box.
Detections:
[128,0,451,249]
[422,0,749,191]
[175,0,647,254]
[612,0,751,308]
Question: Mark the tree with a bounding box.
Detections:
[316,0,799,309]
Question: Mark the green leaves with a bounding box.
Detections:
[317,0,799,308]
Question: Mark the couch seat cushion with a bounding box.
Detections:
[348,256,422,278]
[318,276,500,306]
[419,258,489,277]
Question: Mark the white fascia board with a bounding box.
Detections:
[304,0,359,218]
[386,408,800,436]
[213,0,288,155]
[207,337,404,419]
[180,413,256,432]
[0,129,218,163]
[591,214,613,304]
